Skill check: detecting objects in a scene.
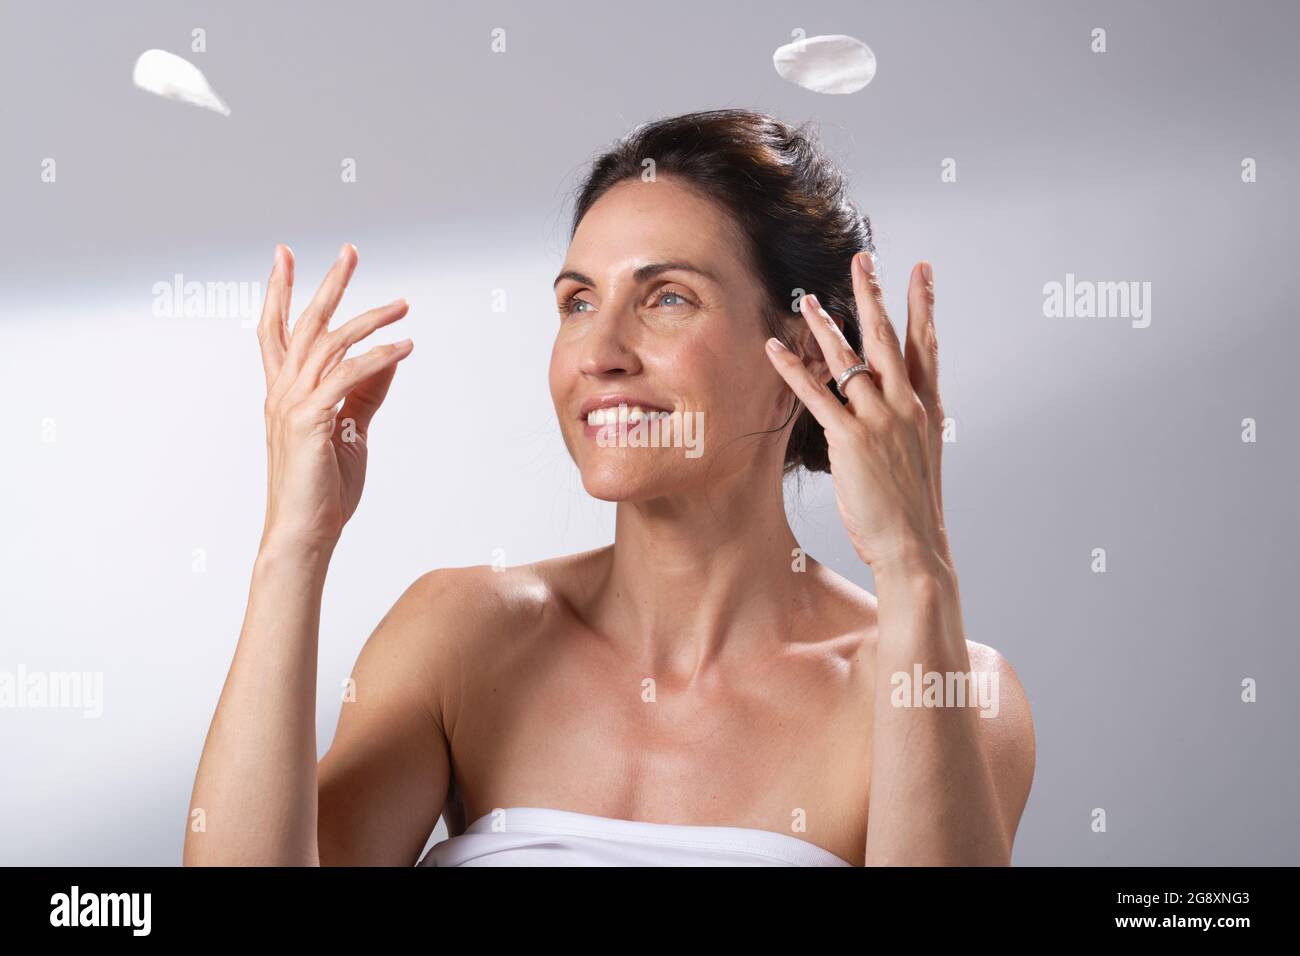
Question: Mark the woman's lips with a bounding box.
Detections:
[584,403,671,426]
[579,401,675,440]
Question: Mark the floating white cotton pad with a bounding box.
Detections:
[132,49,230,116]
[772,34,876,95]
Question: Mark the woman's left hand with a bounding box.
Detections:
[764,251,952,578]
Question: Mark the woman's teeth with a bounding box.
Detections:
[586,405,669,425]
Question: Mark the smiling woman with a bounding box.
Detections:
[184,108,1036,868]
[554,111,872,478]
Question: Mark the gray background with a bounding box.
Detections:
[1,0,1296,865]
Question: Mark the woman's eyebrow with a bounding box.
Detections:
[552,261,721,290]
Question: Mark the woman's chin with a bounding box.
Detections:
[578,459,683,502]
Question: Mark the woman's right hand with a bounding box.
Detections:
[255,243,413,554]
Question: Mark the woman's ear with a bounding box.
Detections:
[787,314,831,384]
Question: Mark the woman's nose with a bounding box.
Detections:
[578,308,643,377]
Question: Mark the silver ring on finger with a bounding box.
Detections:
[835,362,871,397]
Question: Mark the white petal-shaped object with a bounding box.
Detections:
[772,34,876,95]
[132,49,230,116]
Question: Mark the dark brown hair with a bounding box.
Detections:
[568,108,874,474]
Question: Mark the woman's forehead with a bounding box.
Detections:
[589,175,738,232]
[568,180,747,282]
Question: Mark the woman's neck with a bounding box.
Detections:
[593,466,808,680]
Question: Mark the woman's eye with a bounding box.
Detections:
[558,289,690,317]
[559,295,594,316]
[655,290,690,307]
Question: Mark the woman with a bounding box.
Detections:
[184,109,1036,867]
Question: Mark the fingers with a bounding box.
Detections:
[278,243,359,388]
[850,251,914,410]
[904,260,946,521]
[797,292,887,417]
[293,298,410,398]
[256,245,294,388]
[310,339,414,412]
[339,362,399,435]
[763,336,853,432]
[904,261,940,413]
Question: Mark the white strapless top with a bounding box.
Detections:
[417,807,854,867]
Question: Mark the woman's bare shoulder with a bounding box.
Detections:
[802,559,880,638]
[396,546,611,643]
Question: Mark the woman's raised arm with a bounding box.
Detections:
[183,244,418,865]
[764,252,1035,865]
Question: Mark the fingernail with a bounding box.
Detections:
[766,337,787,352]
[804,293,820,311]
[922,261,933,283]
[394,337,413,349]
[337,242,351,261]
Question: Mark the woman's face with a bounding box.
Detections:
[549,175,799,502]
